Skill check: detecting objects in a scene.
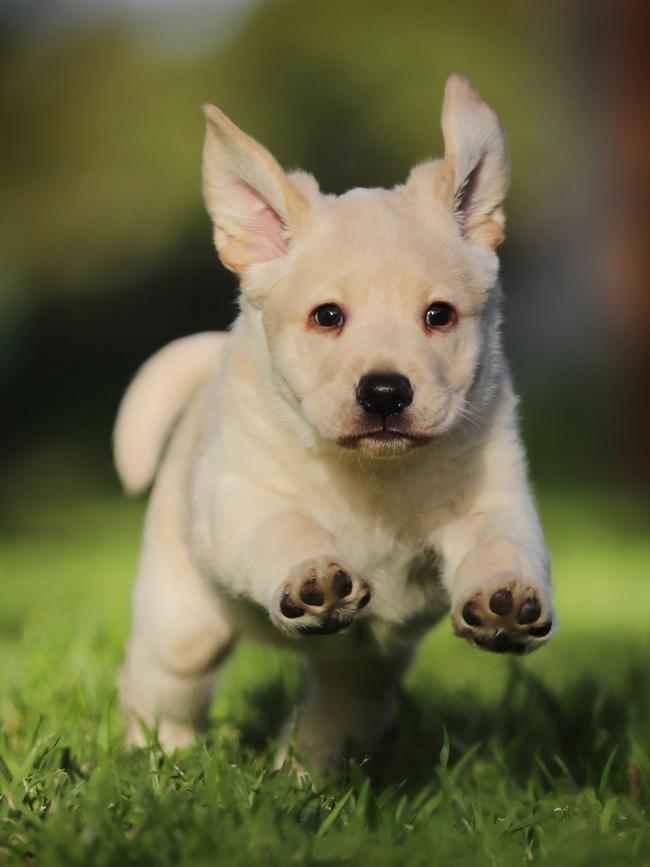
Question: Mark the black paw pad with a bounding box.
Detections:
[301,615,349,635]
[517,596,541,624]
[299,578,325,606]
[462,600,482,627]
[489,588,513,615]
[280,593,304,619]
[474,633,526,655]
[332,570,353,598]
[529,620,552,637]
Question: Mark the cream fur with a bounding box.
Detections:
[116,75,555,769]
[114,332,228,493]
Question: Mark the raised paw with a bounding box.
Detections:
[452,578,556,655]
[272,557,372,637]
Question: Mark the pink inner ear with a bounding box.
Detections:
[239,183,289,261]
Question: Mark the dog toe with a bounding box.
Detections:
[489,588,513,615]
[280,593,305,619]
[332,570,353,599]
[299,578,325,606]
[462,600,483,626]
[517,595,541,624]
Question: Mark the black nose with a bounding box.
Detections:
[356,372,413,418]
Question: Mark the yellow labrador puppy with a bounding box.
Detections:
[115,74,556,770]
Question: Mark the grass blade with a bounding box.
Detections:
[316,787,353,838]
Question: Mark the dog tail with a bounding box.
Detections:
[114,332,227,494]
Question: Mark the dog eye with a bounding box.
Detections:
[312,304,344,329]
[425,302,457,330]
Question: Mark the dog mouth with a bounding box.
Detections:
[363,429,425,443]
[338,424,431,451]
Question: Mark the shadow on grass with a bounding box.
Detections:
[373,659,649,800]
[225,651,650,802]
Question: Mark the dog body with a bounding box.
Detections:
[116,76,555,770]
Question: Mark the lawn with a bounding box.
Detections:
[1,481,649,866]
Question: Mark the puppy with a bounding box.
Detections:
[115,74,556,771]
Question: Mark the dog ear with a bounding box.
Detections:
[202,104,309,275]
[439,74,509,249]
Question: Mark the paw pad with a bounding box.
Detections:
[517,596,541,624]
[529,621,552,637]
[299,578,325,606]
[489,588,513,615]
[332,570,353,599]
[454,580,554,655]
[280,594,305,619]
[275,559,371,637]
[462,600,482,627]
[357,592,371,609]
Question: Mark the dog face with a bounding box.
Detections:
[202,75,508,456]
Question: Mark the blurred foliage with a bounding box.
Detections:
[0,0,627,497]
[0,0,575,302]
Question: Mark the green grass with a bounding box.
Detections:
[1,483,649,866]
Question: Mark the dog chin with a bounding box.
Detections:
[338,429,431,457]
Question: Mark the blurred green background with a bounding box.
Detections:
[1,0,648,503]
[1,2,650,863]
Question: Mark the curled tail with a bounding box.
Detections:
[114,332,228,494]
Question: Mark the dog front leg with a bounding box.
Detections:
[437,495,556,654]
[200,506,373,637]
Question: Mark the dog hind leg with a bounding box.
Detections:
[278,650,412,773]
[118,388,236,750]
[118,511,236,749]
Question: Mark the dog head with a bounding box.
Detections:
[202,75,508,456]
